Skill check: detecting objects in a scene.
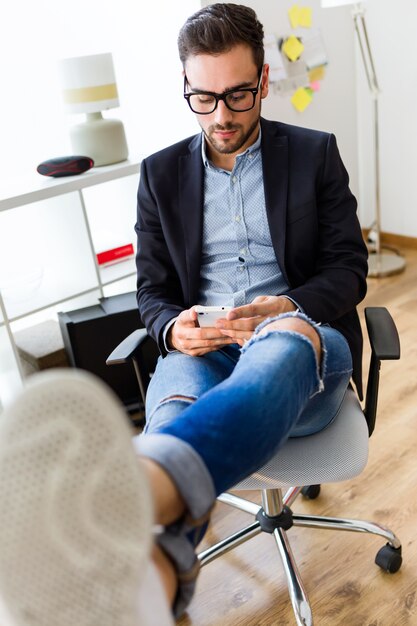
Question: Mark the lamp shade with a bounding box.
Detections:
[321,0,366,7]
[59,53,120,115]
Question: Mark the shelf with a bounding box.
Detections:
[0,158,142,408]
[0,159,141,212]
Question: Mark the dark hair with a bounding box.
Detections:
[178,3,264,72]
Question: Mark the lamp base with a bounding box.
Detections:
[367,251,406,278]
[70,112,128,167]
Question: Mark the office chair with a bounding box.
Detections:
[107,306,402,626]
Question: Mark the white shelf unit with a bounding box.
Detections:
[0,159,141,409]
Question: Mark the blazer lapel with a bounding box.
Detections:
[261,119,290,285]
[178,134,204,306]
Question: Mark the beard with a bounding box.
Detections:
[202,114,260,156]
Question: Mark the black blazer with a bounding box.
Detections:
[135,118,368,396]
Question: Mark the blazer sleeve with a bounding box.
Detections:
[284,133,368,322]
[135,159,184,353]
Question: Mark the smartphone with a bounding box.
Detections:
[194,305,232,327]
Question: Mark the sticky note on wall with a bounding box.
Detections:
[288,4,301,28]
[299,7,312,28]
[309,65,325,82]
[291,87,313,112]
[288,5,312,29]
[282,35,304,62]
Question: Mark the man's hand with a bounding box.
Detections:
[167,307,236,356]
[215,295,297,347]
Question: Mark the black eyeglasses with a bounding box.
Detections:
[183,70,263,115]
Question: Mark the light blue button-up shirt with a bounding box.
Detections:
[198,131,288,306]
[163,131,294,350]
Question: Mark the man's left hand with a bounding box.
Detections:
[215,295,297,347]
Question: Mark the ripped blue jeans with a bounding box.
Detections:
[136,313,353,521]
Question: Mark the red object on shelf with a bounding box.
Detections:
[96,244,134,266]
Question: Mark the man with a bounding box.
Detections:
[133,1,368,618]
[0,5,368,625]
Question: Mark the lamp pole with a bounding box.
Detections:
[352,3,405,276]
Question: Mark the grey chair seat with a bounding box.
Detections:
[235,389,369,490]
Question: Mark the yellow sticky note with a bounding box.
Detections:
[309,65,325,82]
[282,35,304,62]
[291,87,313,112]
[299,7,312,28]
[288,5,301,29]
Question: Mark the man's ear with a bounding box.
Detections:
[261,63,270,99]
[182,67,188,90]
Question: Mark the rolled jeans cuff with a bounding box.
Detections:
[133,432,216,523]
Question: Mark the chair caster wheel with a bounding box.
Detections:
[301,484,321,499]
[375,544,402,573]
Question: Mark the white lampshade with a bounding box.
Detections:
[58,52,128,166]
[321,0,366,7]
[59,53,120,115]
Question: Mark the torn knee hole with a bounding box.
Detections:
[161,395,196,404]
[260,319,322,361]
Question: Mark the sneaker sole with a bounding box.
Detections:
[0,369,153,626]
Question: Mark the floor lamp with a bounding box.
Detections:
[321,0,406,277]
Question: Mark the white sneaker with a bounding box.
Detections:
[0,369,154,626]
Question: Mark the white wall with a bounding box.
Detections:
[355,0,417,237]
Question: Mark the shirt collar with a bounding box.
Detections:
[201,128,262,169]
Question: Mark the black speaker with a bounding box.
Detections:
[58,292,144,413]
[37,156,94,177]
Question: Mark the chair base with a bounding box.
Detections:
[198,488,402,626]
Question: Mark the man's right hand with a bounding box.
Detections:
[167,308,235,356]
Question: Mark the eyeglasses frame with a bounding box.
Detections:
[183,68,263,115]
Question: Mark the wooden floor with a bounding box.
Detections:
[178,248,417,626]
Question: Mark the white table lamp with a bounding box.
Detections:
[321,1,405,277]
[59,53,128,167]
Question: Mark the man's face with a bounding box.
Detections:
[184,44,269,164]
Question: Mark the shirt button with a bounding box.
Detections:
[240,248,247,255]
[235,215,240,222]
[248,154,253,160]
[232,176,237,183]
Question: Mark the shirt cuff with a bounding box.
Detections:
[162,317,179,352]
[283,296,304,313]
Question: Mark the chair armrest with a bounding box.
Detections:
[364,307,400,435]
[106,329,159,402]
[106,328,149,365]
[365,307,400,361]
